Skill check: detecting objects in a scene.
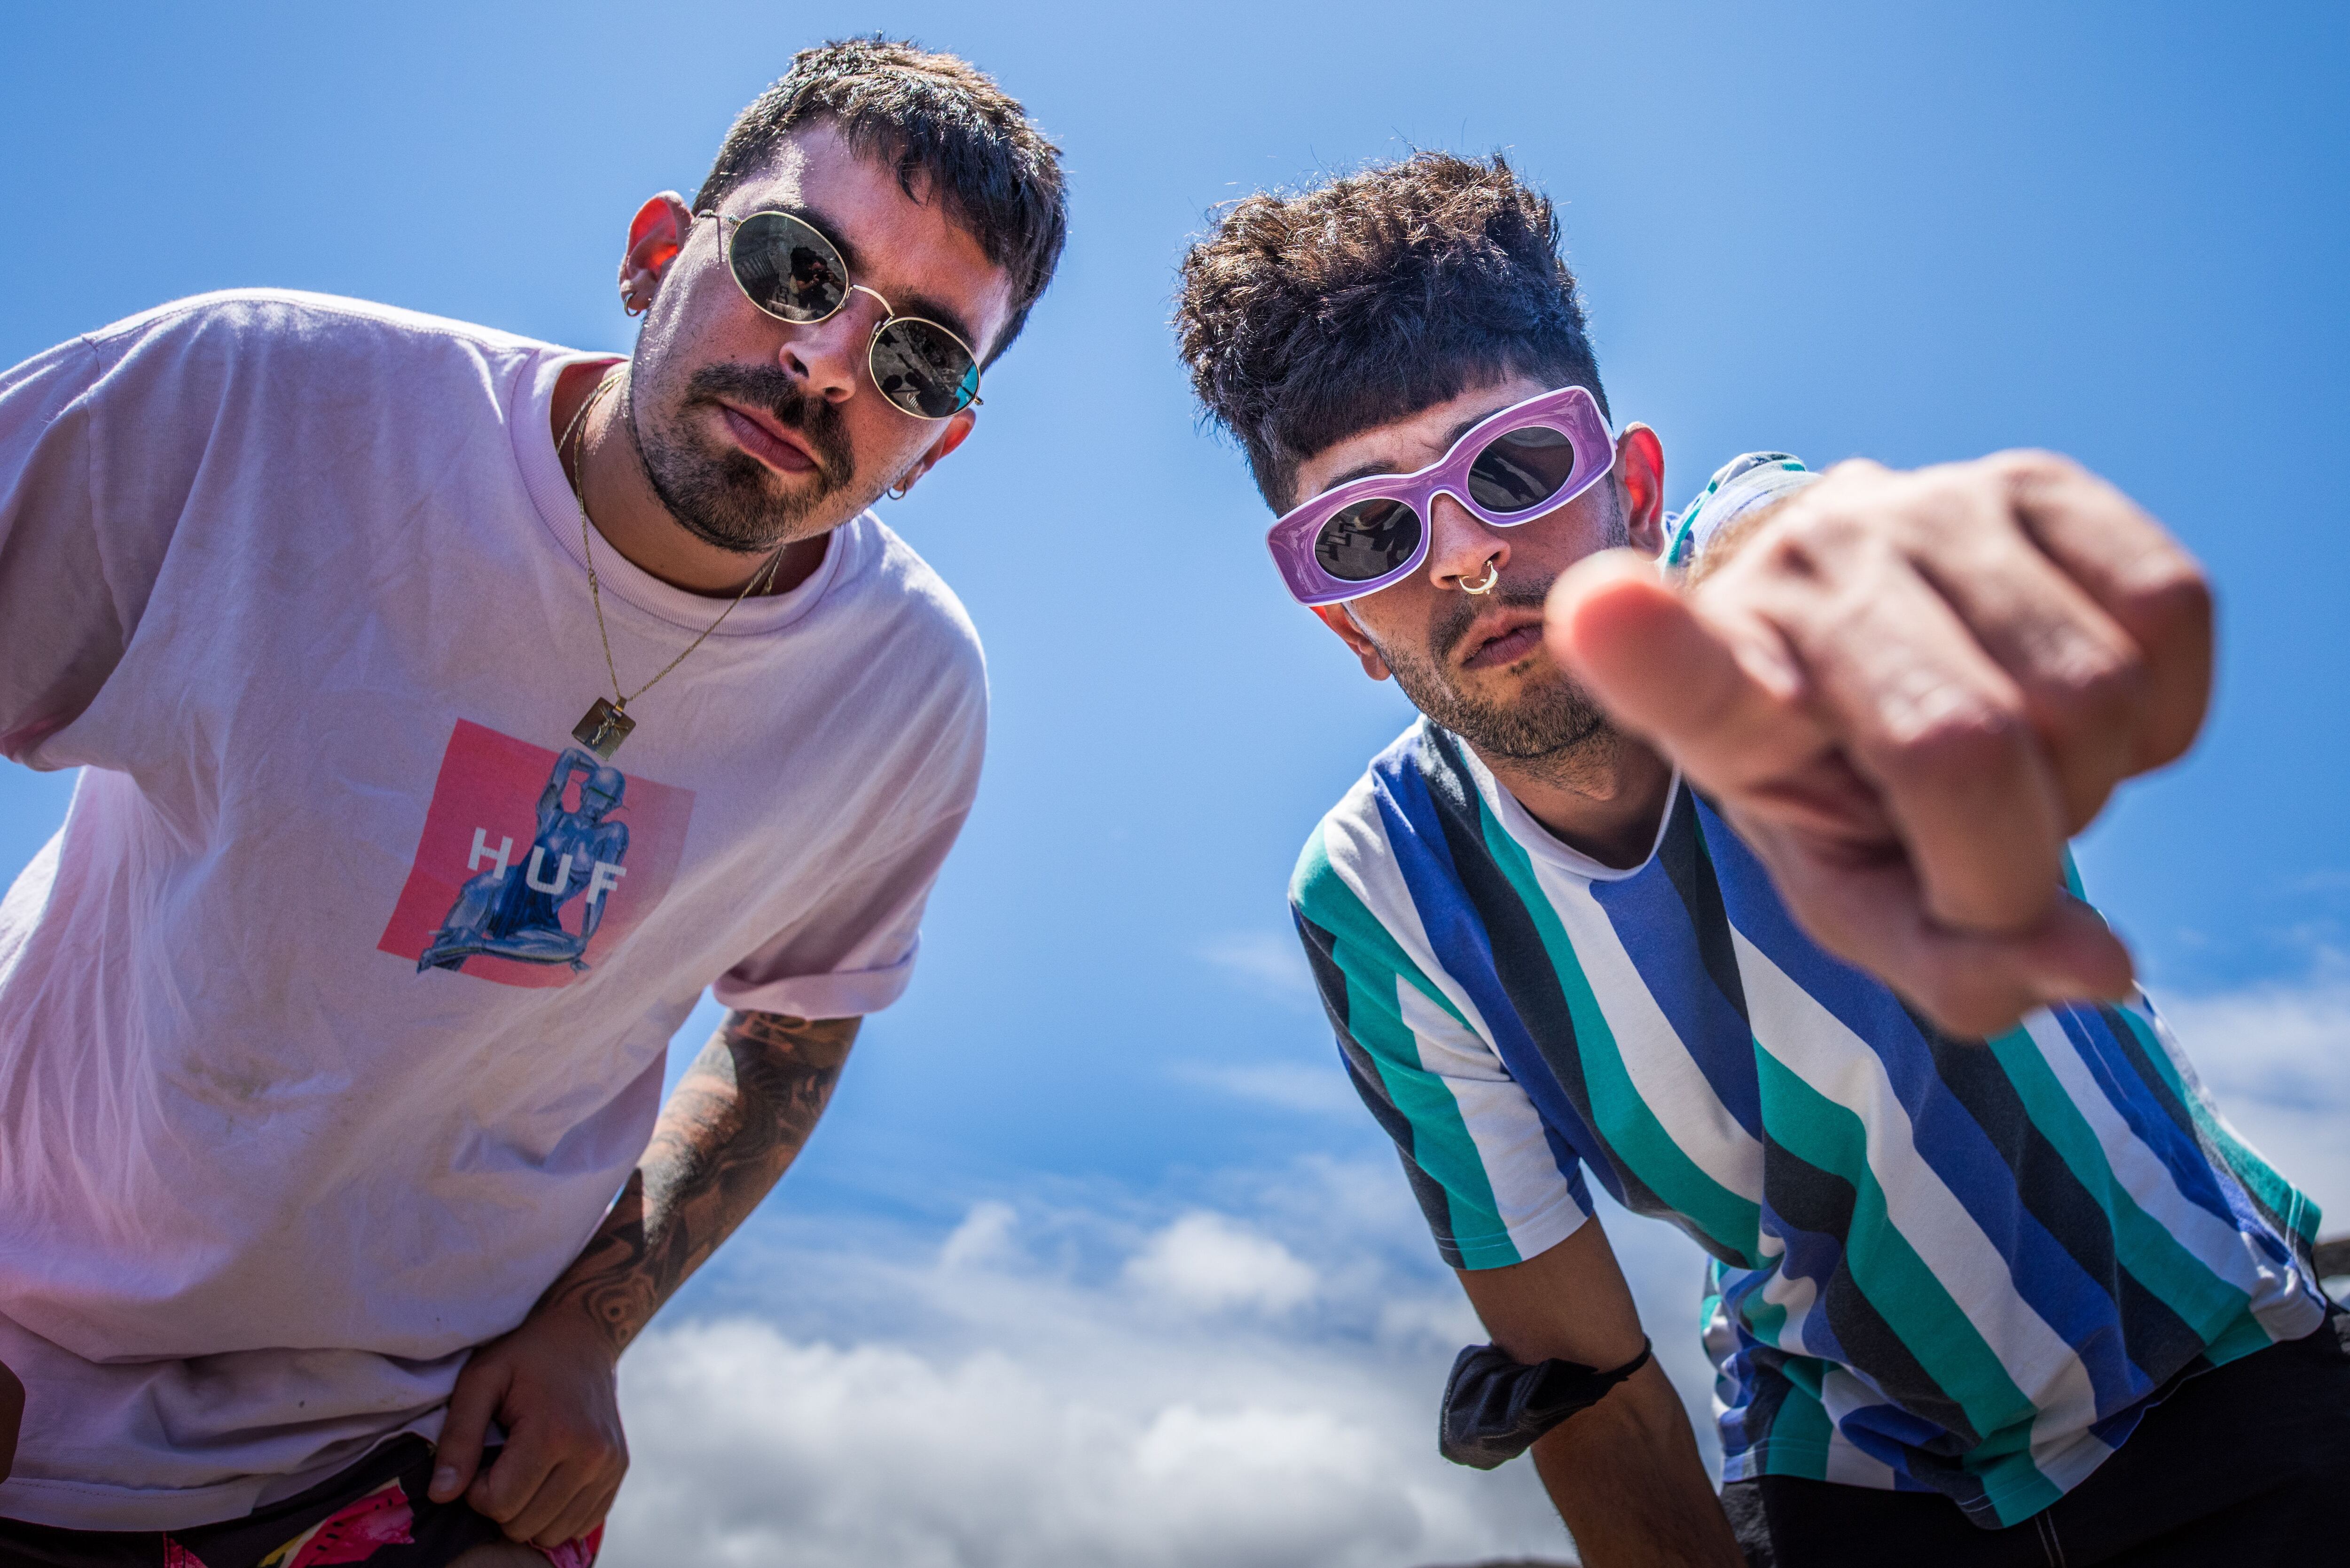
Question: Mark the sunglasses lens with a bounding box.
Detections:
[1315,498,1422,583]
[871,319,981,418]
[729,211,849,322]
[1467,425,1580,514]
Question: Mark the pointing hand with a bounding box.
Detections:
[1545,452,2211,1036]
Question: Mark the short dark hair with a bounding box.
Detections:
[1175,151,1608,510]
[697,38,1068,364]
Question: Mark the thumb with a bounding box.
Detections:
[431,1349,508,1504]
[1544,549,1819,790]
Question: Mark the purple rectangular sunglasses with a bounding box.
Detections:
[1265,384,1616,606]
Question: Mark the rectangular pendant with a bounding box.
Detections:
[572,697,635,760]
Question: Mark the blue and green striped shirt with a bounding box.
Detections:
[1291,717,2325,1527]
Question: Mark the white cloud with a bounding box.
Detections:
[604,1162,1584,1568]
[613,1320,1498,1568]
[937,1199,1020,1272]
[1122,1211,1319,1316]
[602,976,2350,1568]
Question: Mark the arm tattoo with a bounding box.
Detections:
[541,1010,858,1354]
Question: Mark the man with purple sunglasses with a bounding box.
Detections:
[1177,152,2348,1566]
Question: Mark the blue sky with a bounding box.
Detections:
[5,4,2346,1562]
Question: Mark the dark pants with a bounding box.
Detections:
[1724,1307,2350,1567]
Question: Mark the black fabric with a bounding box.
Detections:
[0,1438,515,1568]
[1439,1337,1653,1469]
[1723,1306,2350,1567]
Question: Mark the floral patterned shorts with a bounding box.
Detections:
[0,1437,600,1568]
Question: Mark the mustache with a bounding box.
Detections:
[1433,577,1552,662]
[683,362,855,479]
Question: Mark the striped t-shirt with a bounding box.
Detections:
[1291,718,2325,1528]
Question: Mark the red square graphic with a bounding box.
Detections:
[378,720,695,988]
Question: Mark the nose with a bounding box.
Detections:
[773,292,885,405]
[1423,494,1510,592]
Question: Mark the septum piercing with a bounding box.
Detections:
[1461,561,1500,594]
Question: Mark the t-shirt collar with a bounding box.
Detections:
[1448,731,1681,882]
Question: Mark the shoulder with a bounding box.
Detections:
[842,514,987,693]
[1663,452,1819,569]
[73,289,570,395]
[815,516,988,798]
[1291,721,1436,923]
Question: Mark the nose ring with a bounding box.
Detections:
[1461,560,1499,595]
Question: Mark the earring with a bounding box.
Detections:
[885,481,912,501]
[620,283,648,318]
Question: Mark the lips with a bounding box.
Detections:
[1458,614,1547,671]
[716,400,820,475]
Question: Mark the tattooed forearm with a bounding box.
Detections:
[537,1010,858,1355]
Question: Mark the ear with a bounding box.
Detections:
[1310,603,1393,682]
[888,407,978,496]
[618,192,694,314]
[1614,423,1668,557]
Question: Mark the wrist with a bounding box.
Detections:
[528,1279,642,1363]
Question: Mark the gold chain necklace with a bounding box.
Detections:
[559,369,787,759]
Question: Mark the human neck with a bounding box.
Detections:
[552,359,830,598]
[1467,727,1676,870]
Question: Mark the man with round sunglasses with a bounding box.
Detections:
[0,38,1061,1568]
[1177,152,2348,1566]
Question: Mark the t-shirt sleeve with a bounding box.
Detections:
[1290,823,1592,1270]
[712,601,985,1021]
[0,336,168,764]
[710,800,973,1020]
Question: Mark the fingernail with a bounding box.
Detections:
[431,1466,457,1498]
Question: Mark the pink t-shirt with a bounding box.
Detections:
[0,292,987,1528]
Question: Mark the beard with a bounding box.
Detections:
[628,361,870,553]
[1369,492,1631,769]
[1374,577,1617,764]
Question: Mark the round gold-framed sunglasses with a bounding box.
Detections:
[698,208,984,420]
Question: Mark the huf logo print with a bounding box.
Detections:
[378,720,693,988]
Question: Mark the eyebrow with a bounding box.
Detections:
[790,204,984,354]
[1316,409,1495,496]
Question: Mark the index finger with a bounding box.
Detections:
[1758,540,2072,935]
[430,1353,504,1504]
[469,1427,561,1527]
[1996,452,2214,772]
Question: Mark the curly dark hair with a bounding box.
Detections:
[698,38,1067,366]
[1175,151,1608,510]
